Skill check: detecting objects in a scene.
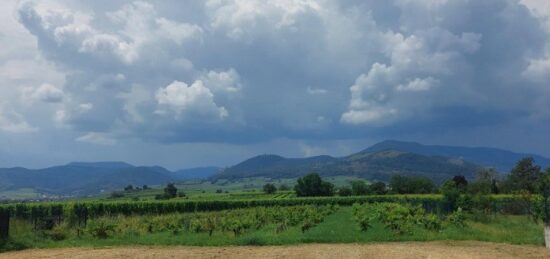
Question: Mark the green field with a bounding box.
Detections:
[2,206,544,251]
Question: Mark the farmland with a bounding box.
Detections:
[1,166,549,254]
[0,191,546,252]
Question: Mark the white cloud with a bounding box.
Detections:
[307,86,327,95]
[396,77,439,92]
[76,132,116,145]
[341,29,481,125]
[200,69,241,93]
[19,1,202,65]
[31,83,64,103]
[155,80,228,120]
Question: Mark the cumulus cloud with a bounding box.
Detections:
[155,80,228,120]
[199,69,241,93]
[30,83,64,103]
[341,29,482,125]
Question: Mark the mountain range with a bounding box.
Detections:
[0,162,219,198]
[214,140,550,182]
[1,140,548,199]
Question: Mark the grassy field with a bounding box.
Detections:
[3,206,544,251]
[77,176,364,202]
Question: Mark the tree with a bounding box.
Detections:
[124,185,134,191]
[389,175,435,194]
[164,183,178,199]
[468,168,498,194]
[142,185,149,190]
[533,168,550,247]
[263,183,277,194]
[294,173,334,197]
[338,186,352,196]
[351,180,369,195]
[452,176,468,190]
[369,181,387,195]
[507,157,542,193]
[441,180,461,210]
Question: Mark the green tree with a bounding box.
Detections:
[441,180,461,210]
[338,186,352,196]
[164,183,178,199]
[389,175,435,194]
[369,181,387,195]
[124,185,134,191]
[263,183,277,194]
[468,168,498,194]
[351,180,369,195]
[294,173,334,197]
[507,157,542,193]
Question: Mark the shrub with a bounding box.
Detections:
[263,184,277,194]
[87,218,116,239]
[448,207,466,228]
[338,187,352,196]
[47,225,67,241]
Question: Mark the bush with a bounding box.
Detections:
[263,184,277,194]
[47,225,67,241]
[87,218,116,239]
[448,207,466,228]
[352,202,442,234]
[369,181,387,195]
[338,187,352,196]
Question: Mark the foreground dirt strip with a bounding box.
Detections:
[3,241,550,259]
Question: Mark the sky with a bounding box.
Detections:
[1,0,550,170]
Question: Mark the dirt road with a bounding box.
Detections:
[3,241,550,259]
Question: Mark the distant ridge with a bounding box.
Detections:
[364,140,550,172]
[213,140,550,182]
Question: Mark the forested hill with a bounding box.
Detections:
[364,140,550,172]
[213,140,550,182]
[213,150,482,183]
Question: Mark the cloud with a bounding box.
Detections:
[200,69,241,93]
[1,0,549,168]
[76,132,116,145]
[307,87,327,95]
[155,80,228,120]
[30,83,64,103]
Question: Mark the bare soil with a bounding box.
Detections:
[3,241,550,259]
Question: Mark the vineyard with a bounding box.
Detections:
[0,194,545,251]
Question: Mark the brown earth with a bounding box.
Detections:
[2,241,550,259]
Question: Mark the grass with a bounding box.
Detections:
[2,176,366,202]
[3,206,545,252]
